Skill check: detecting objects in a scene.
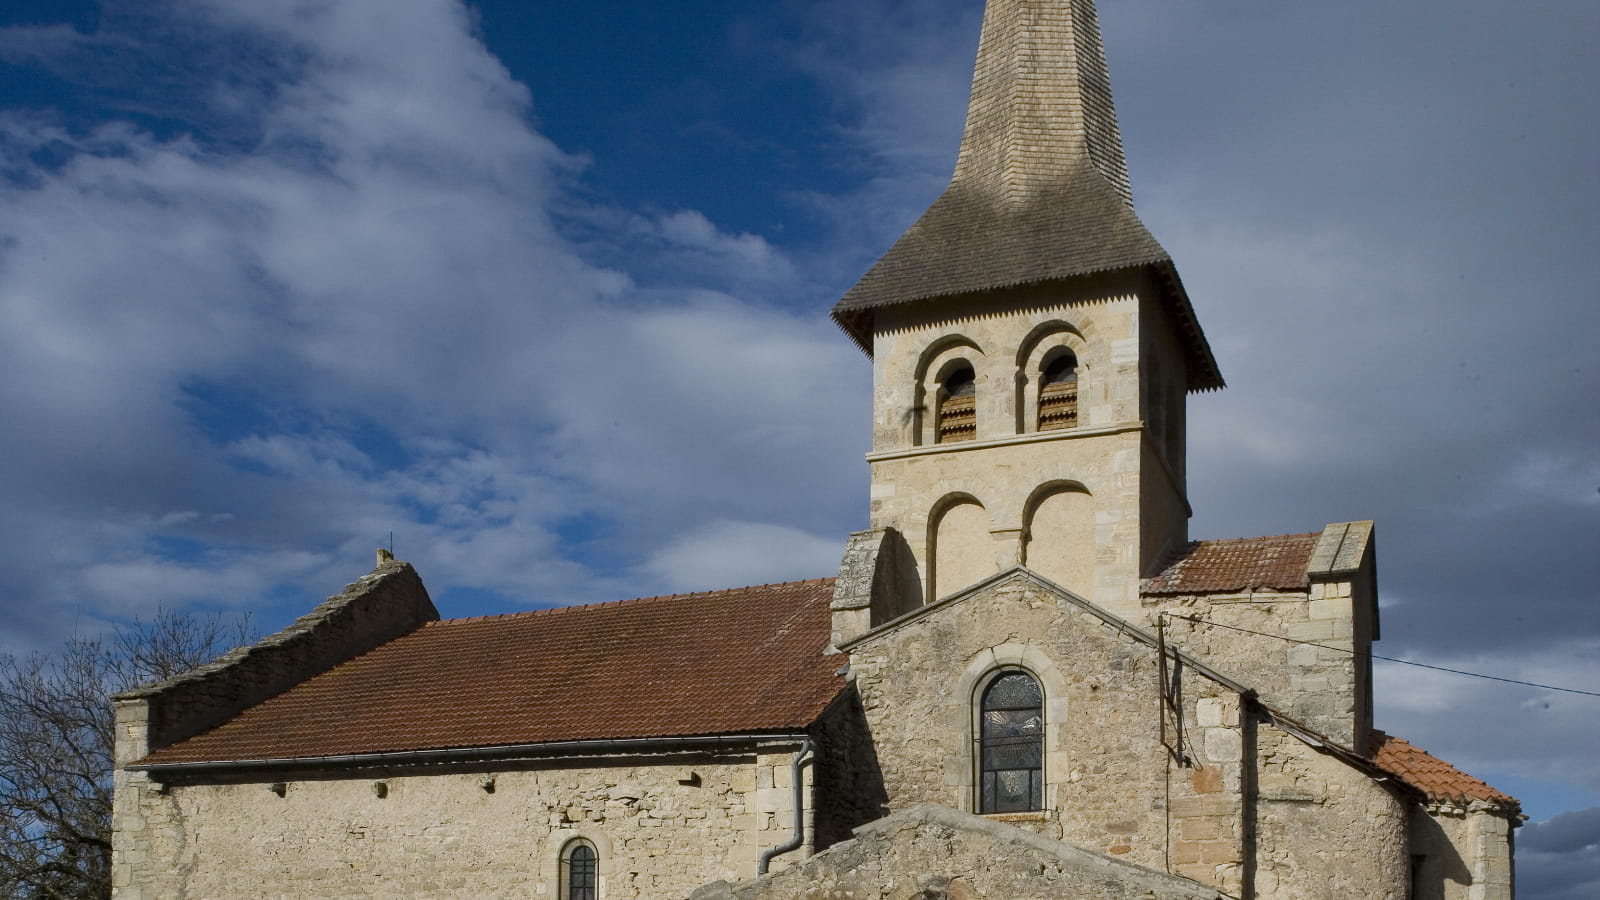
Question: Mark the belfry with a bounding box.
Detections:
[829,0,1222,636]
[110,1,1520,897]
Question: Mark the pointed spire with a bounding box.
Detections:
[954,0,1131,207]
[833,0,1222,391]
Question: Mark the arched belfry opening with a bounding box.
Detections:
[1037,351,1079,431]
[937,365,978,444]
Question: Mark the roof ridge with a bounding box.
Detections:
[427,576,838,627]
[1184,531,1322,545]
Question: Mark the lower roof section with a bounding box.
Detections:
[139,579,845,766]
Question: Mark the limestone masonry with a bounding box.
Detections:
[112,0,1520,897]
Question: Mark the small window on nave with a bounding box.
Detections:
[1037,352,1078,431]
[938,365,978,443]
[560,839,597,900]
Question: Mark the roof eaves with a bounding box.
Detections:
[131,732,815,778]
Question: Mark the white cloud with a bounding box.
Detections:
[642,519,843,594]
[0,0,868,650]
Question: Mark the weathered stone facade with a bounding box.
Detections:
[691,804,1230,900]
[114,752,813,899]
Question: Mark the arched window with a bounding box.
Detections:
[560,839,598,900]
[1038,352,1078,431]
[938,365,977,443]
[979,670,1044,813]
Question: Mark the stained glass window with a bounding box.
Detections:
[561,840,597,900]
[979,671,1044,813]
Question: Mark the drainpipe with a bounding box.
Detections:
[757,737,813,875]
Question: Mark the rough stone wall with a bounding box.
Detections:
[692,803,1229,900]
[1252,725,1409,899]
[1146,591,1362,749]
[808,689,889,850]
[842,573,1252,892]
[1411,803,1516,900]
[114,559,438,753]
[1144,525,1376,751]
[113,753,808,899]
[866,271,1188,618]
[842,571,1410,897]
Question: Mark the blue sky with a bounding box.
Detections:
[1,1,1596,894]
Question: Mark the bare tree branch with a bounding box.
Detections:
[0,609,252,899]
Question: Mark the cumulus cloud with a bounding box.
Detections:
[0,0,864,651]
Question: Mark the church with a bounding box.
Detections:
[110,0,1520,897]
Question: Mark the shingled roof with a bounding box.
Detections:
[1142,532,1321,596]
[831,0,1223,391]
[1370,730,1519,812]
[140,579,846,766]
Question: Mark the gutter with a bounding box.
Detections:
[129,733,811,779]
[758,737,814,875]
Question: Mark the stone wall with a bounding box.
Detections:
[1143,523,1377,751]
[1411,802,1516,900]
[840,570,1410,897]
[1252,726,1410,899]
[692,803,1229,900]
[808,689,888,849]
[113,750,809,899]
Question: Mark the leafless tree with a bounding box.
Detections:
[0,610,250,899]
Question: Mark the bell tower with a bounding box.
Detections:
[830,0,1223,639]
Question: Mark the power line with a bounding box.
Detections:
[1162,613,1600,699]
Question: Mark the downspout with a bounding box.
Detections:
[757,737,814,875]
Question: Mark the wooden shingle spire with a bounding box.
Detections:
[833,0,1222,391]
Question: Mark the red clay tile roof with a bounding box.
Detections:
[1369,730,1519,810]
[1142,532,1320,596]
[142,579,845,765]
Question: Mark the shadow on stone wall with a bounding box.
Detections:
[811,685,889,850]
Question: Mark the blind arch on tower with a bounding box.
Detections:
[928,493,996,603]
[1022,481,1095,597]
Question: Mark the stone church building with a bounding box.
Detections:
[112,0,1520,897]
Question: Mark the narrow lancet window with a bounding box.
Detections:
[980,671,1044,813]
[561,839,597,900]
[938,365,978,443]
[1038,353,1078,431]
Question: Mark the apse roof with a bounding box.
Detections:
[1370,730,1520,811]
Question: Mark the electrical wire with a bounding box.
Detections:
[1161,613,1600,699]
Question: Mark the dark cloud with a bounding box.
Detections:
[1521,807,1600,900]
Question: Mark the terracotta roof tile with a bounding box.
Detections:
[1369,730,1519,810]
[1142,533,1320,596]
[142,579,845,765]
